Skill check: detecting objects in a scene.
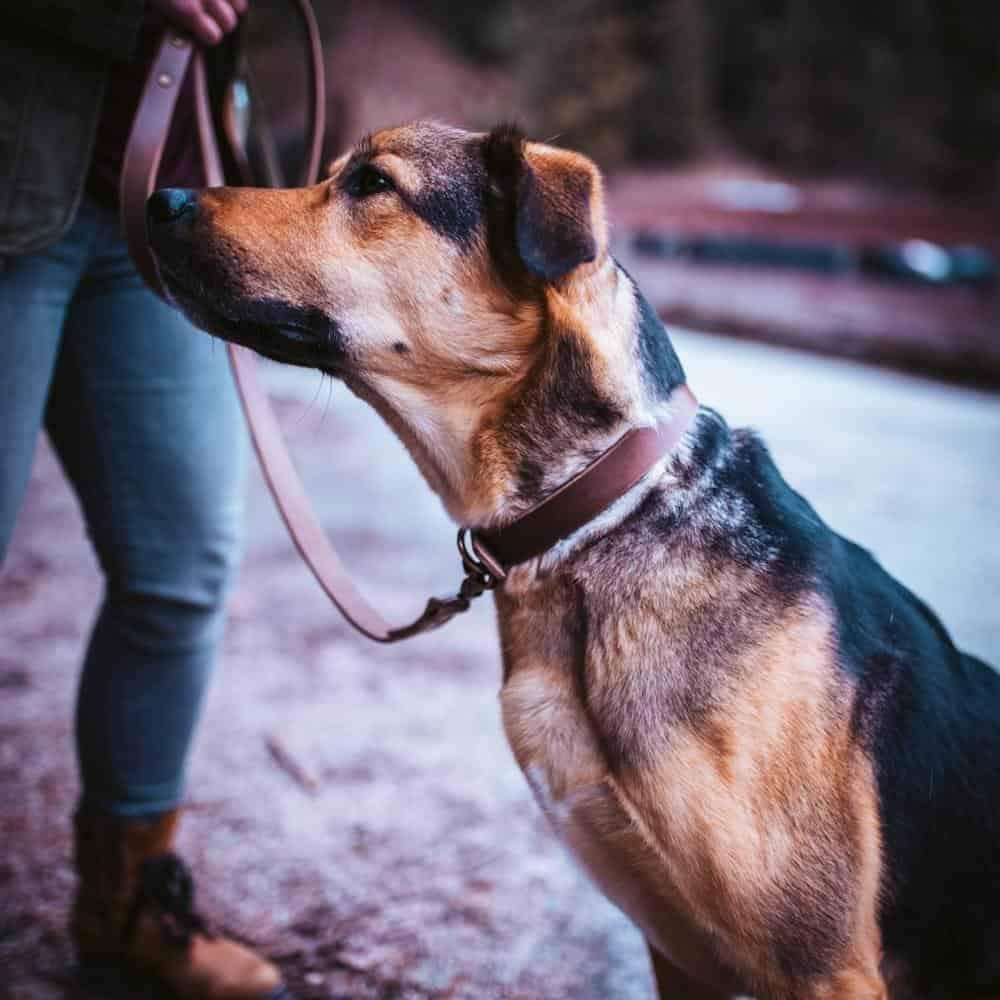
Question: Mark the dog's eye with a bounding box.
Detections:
[352,165,393,198]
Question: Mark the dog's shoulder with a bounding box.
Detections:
[615,406,832,594]
[633,410,1000,990]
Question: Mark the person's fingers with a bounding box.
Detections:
[203,0,240,36]
[188,8,223,45]
[155,0,243,46]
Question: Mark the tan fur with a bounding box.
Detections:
[187,126,644,528]
[498,566,885,998]
[195,142,543,521]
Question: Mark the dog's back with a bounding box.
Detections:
[838,540,1000,993]
[665,416,1000,995]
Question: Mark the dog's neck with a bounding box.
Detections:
[351,258,690,540]
[472,261,689,528]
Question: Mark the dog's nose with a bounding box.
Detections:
[147,188,199,225]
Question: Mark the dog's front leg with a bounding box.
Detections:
[647,942,739,1000]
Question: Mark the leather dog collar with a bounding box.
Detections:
[385,382,700,641]
[465,383,699,581]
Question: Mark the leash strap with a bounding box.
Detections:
[120,30,195,298]
[120,19,699,641]
[121,10,484,642]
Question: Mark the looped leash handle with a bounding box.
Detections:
[120,8,491,642]
[121,0,326,290]
[120,31,194,298]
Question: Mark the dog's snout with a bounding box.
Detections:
[147,188,198,226]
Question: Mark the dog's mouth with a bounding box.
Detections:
[156,261,346,376]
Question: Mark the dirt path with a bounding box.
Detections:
[2,329,998,999]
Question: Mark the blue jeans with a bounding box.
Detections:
[0,197,246,817]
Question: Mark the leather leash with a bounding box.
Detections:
[120,15,699,641]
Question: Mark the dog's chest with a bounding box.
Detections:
[496,580,881,996]
[497,605,743,989]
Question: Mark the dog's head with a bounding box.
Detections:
[150,122,683,523]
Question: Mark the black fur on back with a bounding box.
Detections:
[656,412,1000,991]
[831,543,1000,991]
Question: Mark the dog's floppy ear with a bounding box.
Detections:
[484,125,606,282]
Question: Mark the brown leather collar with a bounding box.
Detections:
[464,384,699,584]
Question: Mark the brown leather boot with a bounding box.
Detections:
[71,808,288,999]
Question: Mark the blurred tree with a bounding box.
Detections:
[409,0,514,63]
[509,0,999,192]
[243,0,999,193]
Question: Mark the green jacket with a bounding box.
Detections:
[0,1,144,256]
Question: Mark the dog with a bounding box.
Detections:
[148,122,1000,999]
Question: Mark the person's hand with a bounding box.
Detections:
[149,0,248,46]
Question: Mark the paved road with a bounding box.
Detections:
[1,328,997,998]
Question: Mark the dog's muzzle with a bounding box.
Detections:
[145,188,345,372]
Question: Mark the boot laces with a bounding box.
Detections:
[133,852,213,949]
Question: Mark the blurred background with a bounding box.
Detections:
[251,0,1000,381]
[2,2,998,998]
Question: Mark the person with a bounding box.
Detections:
[0,1,287,996]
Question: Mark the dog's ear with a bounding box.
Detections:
[484,125,606,282]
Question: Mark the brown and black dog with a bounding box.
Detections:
[148,122,1000,999]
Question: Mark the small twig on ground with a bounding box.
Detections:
[265,733,320,795]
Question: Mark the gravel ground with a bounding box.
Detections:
[1,327,998,1000]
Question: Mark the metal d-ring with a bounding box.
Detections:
[456,529,501,592]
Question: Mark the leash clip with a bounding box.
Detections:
[456,529,504,596]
